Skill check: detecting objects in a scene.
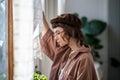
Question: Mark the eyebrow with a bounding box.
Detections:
[54,30,60,33]
[54,29,64,33]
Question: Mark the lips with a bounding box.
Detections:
[57,40,60,43]
[57,41,62,46]
[57,42,60,45]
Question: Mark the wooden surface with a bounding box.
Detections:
[8,0,14,80]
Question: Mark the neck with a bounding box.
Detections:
[68,38,81,51]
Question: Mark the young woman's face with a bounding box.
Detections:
[53,27,69,47]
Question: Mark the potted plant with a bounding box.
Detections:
[81,16,106,64]
[34,66,47,80]
[75,14,120,68]
[74,13,107,64]
[34,72,47,80]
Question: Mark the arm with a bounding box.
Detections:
[40,12,57,61]
[41,12,49,37]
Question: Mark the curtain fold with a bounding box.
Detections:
[13,0,34,80]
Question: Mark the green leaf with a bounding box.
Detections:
[82,20,106,36]
[92,50,100,58]
[85,34,100,45]
[93,44,103,49]
[81,16,88,27]
[34,72,47,80]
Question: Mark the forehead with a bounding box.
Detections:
[53,27,64,32]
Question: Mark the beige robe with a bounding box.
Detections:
[40,29,98,80]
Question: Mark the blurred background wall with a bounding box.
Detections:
[65,0,108,80]
[65,0,120,80]
[108,0,120,80]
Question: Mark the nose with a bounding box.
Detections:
[54,35,58,40]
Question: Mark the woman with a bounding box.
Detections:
[40,12,98,80]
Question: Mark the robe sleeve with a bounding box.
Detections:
[40,29,57,61]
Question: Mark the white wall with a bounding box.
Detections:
[65,0,108,21]
[65,0,108,80]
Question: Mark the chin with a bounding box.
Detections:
[59,43,67,47]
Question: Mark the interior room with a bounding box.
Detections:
[0,0,120,80]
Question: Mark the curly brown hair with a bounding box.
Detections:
[50,13,88,47]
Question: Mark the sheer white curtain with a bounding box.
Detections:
[33,0,44,72]
[13,0,34,80]
[57,0,66,15]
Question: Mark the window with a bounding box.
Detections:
[1,0,65,79]
[0,0,8,80]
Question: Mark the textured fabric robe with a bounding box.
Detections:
[40,29,98,80]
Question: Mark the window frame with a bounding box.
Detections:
[8,0,14,80]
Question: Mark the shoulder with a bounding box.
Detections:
[77,52,94,63]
